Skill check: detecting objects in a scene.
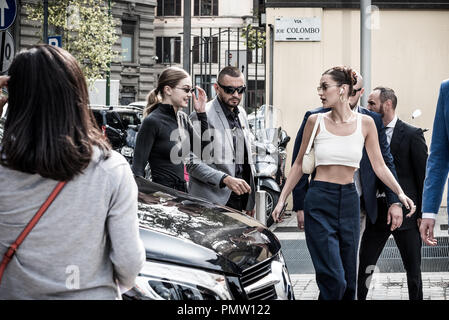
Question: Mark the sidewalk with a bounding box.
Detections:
[271,208,449,300]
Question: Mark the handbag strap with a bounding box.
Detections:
[0,181,67,285]
[305,113,321,154]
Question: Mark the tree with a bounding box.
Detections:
[25,0,119,83]
[241,24,265,50]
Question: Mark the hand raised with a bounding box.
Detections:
[192,86,207,113]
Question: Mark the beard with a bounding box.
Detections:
[379,103,385,116]
[219,93,241,109]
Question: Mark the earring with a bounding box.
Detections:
[340,93,346,102]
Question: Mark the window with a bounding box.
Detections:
[157,0,181,16]
[248,47,265,64]
[194,0,218,16]
[193,36,218,63]
[195,75,217,99]
[121,21,136,63]
[156,37,181,64]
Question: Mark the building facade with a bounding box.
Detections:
[154,0,266,113]
[265,0,449,206]
[11,0,157,105]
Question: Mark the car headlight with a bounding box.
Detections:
[123,260,233,300]
[121,146,134,157]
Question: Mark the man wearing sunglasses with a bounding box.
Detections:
[186,66,256,216]
[290,71,402,248]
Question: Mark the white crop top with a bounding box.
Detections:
[314,112,365,168]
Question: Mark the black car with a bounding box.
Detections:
[123,176,295,300]
[90,105,142,162]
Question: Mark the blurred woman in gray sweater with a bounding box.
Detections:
[0,45,145,299]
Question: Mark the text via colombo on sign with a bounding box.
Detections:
[0,0,17,31]
[275,17,321,42]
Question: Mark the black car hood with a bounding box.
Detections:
[135,177,281,275]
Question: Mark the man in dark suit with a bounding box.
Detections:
[291,73,402,234]
[357,87,427,300]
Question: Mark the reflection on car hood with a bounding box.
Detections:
[135,177,281,275]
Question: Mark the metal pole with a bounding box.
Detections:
[269,24,274,107]
[106,0,111,106]
[200,28,203,89]
[209,27,212,97]
[227,27,230,66]
[255,191,266,225]
[218,27,221,72]
[361,0,371,108]
[255,28,258,112]
[183,0,191,74]
[237,28,240,71]
[245,26,249,110]
[43,0,48,43]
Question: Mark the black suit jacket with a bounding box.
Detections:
[291,106,400,224]
[378,119,428,230]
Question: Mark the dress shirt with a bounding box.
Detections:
[385,115,398,145]
[376,115,398,199]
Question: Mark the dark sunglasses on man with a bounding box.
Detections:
[217,82,247,95]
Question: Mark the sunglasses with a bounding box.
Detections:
[176,86,195,94]
[351,87,362,96]
[316,84,339,92]
[217,82,246,94]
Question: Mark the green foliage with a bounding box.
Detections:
[241,24,265,50]
[25,0,119,83]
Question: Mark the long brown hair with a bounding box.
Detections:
[1,45,111,181]
[143,66,190,117]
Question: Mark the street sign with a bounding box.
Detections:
[0,0,16,31]
[0,31,14,73]
[275,17,321,42]
[48,35,62,48]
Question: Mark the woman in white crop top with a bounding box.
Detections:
[272,66,415,300]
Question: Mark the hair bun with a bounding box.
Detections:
[351,70,357,85]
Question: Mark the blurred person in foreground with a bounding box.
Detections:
[420,79,449,246]
[0,45,145,299]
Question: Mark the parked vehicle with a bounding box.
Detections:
[122,176,295,300]
[127,101,147,113]
[90,105,142,163]
[249,105,290,227]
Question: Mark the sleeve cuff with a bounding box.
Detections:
[422,213,437,219]
[219,174,228,188]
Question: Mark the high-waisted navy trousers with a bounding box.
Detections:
[304,180,360,300]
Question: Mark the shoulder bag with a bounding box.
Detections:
[302,113,321,174]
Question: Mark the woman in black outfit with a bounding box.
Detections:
[132,67,208,192]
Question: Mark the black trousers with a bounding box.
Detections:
[226,192,249,212]
[357,198,423,300]
[304,180,360,300]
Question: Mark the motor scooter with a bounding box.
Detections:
[249,105,290,227]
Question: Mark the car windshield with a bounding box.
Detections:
[119,112,141,127]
